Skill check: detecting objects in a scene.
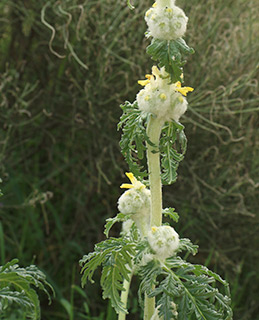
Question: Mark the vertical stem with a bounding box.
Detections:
[118,268,133,320]
[146,115,163,227]
[144,115,163,320]
[144,292,156,320]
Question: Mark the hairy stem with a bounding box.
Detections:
[144,115,163,319]
[146,115,163,227]
[144,292,156,320]
[118,267,133,320]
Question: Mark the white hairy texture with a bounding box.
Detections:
[118,188,151,235]
[136,67,188,122]
[147,225,179,260]
[121,219,134,235]
[145,1,188,40]
[118,188,151,215]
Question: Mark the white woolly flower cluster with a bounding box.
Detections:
[118,188,150,215]
[145,0,188,40]
[118,173,151,236]
[147,225,179,260]
[137,66,193,122]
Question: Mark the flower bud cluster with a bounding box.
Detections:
[118,188,150,216]
[137,66,193,122]
[145,0,188,40]
[147,225,179,260]
[118,173,151,236]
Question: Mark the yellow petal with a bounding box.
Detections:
[138,79,150,86]
[176,86,194,96]
[121,172,146,190]
[175,81,194,96]
[145,74,152,80]
[125,172,135,183]
[120,183,134,189]
[152,2,157,7]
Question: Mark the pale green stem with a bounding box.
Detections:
[118,267,133,320]
[146,115,163,227]
[144,115,164,320]
[144,292,156,320]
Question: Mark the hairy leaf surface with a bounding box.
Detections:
[146,38,194,83]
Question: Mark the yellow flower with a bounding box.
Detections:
[120,172,146,190]
[138,74,153,86]
[175,81,194,96]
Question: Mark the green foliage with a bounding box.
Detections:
[0,0,258,318]
[177,238,199,256]
[160,121,187,184]
[162,207,179,223]
[0,259,53,320]
[118,101,150,179]
[146,38,194,83]
[80,237,136,314]
[118,103,187,185]
[104,213,131,237]
[138,256,232,320]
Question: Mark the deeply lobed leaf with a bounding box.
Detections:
[146,38,195,83]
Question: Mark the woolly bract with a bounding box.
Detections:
[118,173,151,235]
[137,66,193,122]
[147,225,179,260]
[145,1,188,40]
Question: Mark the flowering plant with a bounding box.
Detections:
[80,1,233,319]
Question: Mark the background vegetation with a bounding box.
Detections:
[0,0,258,319]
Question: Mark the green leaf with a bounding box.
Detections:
[0,260,54,320]
[162,207,179,223]
[160,121,187,185]
[146,38,194,83]
[0,288,33,311]
[157,292,178,320]
[104,213,131,237]
[137,260,162,305]
[80,237,136,314]
[177,238,199,256]
[118,101,151,179]
[137,256,232,320]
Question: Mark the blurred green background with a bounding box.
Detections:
[0,0,258,319]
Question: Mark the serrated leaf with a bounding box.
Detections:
[177,238,199,256]
[80,237,136,314]
[0,260,53,320]
[160,121,187,185]
[146,38,194,83]
[157,293,177,320]
[162,207,179,222]
[104,213,131,237]
[137,255,232,320]
[118,101,150,179]
[0,288,33,311]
